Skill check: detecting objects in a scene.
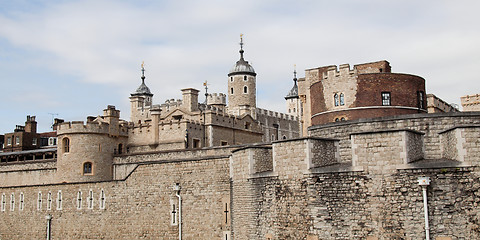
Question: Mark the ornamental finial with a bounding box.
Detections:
[239,34,245,59]
[141,61,145,82]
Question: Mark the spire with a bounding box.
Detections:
[229,34,256,76]
[285,64,299,99]
[131,61,153,96]
[293,64,298,83]
[141,61,146,84]
[239,33,244,60]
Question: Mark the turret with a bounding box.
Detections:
[207,93,226,110]
[285,65,301,117]
[130,62,154,123]
[55,106,128,183]
[227,34,257,118]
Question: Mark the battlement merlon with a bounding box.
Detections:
[305,60,392,81]
[255,108,298,121]
[57,121,129,137]
[206,93,227,106]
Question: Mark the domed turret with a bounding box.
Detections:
[285,66,298,99]
[227,34,257,117]
[285,65,302,117]
[131,63,153,97]
[228,35,256,76]
[130,62,154,123]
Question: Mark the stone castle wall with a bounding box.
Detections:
[230,121,480,239]
[0,160,57,187]
[309,112,480,164]
[0,155,231,239]
[1,113,479,239]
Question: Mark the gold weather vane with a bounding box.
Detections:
[141,61,145,69]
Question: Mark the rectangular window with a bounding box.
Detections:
[37,192,42,210]
[47,192,52,210]
[10,193,15,211]
[417,91,425,109]
[77,191,82,209]
[1,194,5,211]
[99,190,106,210]
[171,200,178,225]
[15,136,20,145]
[88,190,94,209]
[19,193,24,211]
[32,138,37,146]
[57,191,62,210]
[382,92,391,106]
[193,139,200,149]
[7,137,12,146]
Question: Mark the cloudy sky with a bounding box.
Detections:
[1,0,479,134]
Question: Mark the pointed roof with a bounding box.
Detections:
[131,63,153,97]
[228,34,256,76]
[285,66,298,99]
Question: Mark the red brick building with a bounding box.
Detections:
[299,60,426,129]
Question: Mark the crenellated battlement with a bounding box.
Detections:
[57,120,128,136]
[207,93,226,106]
[160,99,183,111]
[322,64,356,79]
[256,108,298,121]
[320,60,391,80]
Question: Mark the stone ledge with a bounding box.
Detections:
[308,162,364,174]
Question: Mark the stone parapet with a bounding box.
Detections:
[57,121,128,137]
[440,125,480,164]
[351,129,424,174]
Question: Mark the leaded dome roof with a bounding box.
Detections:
[131,66,153,97]
[229,53,256,76]
[285,81,298,99]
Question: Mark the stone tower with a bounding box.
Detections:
[227,34,257,118]
[130,63,154,123]
[285,66,301,117]
[56,105,128,183]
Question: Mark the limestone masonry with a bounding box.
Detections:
[1,37,480,240]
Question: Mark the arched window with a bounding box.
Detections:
[340,117,345,121]
[282,135,287,140]
[243,86,248,93]
[340,93,345,106]
[334,94,339,106]
[335,118,339,122]
[243,76,247,81]
[231,88,234,94]
[63,137,70,153]
[83,162,93,175]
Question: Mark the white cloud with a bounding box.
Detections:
[0,0,479,133]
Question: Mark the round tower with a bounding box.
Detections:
[55,106,128,183]
[227,34,257,117]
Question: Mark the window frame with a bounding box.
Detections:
[63,137,70,153]
[381,92,391,106]
[83,162,93,175]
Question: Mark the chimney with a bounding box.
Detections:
[181,88,200,112]
[53,118,64,131]
[25,115,37,133]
